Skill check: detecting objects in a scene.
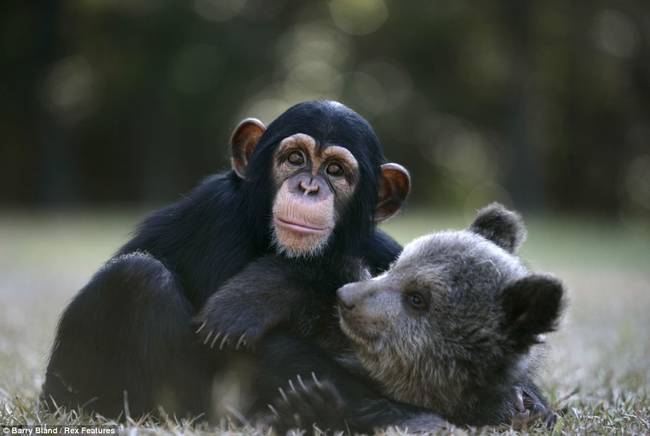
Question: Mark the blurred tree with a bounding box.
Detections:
[0,0,648,218]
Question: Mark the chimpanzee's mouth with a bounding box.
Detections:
[275,217,329,235]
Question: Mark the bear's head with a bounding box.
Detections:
[337,203,566,420]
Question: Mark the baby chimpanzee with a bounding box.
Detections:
[198,204,565,431]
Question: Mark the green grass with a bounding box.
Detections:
[1,209,649,434]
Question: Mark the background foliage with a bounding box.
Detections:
[2,0,650,220]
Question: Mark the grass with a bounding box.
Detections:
[0,209,649,434]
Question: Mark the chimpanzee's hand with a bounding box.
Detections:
[193,288,288,351]
[266,373,346,433]
[511,385,557,430]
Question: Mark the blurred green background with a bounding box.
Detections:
[2,0,650,219]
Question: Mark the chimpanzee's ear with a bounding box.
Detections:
[374,163,411,222]
[469,202,526,252]
[230,118,266,179]
[500,274,566,351]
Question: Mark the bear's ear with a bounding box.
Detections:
[469,202,526,253]
[500,274,566,351]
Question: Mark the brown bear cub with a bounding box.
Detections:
[198,204,565,431]
[331,203,566,427]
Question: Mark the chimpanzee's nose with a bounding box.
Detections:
[337,284,357,310]
[299,179,319,196]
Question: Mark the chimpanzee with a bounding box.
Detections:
[41,100,415,420]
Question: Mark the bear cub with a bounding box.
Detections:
[327,203,566,427]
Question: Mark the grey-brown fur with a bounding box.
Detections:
[337,202,566,425]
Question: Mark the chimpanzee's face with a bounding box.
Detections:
[270,133,359,257]
[228,101,411,258]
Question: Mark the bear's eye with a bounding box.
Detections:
[408,292,427,310]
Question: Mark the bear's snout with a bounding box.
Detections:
[337,283,357,310]
[337,282,369,311]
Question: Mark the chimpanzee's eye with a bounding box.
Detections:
[326,162,344,177]
[408,292,426,310]
[287,151,305,166]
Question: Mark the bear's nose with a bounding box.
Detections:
[337,284,358,310]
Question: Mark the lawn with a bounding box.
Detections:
[0,209,648,434]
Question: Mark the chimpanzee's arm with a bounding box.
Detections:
[254,331,447,433]
[194,256,309,350]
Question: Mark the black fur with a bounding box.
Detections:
[41,101,403,419]
[195,256,363,351]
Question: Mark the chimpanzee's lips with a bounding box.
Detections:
[274,217,329,235]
